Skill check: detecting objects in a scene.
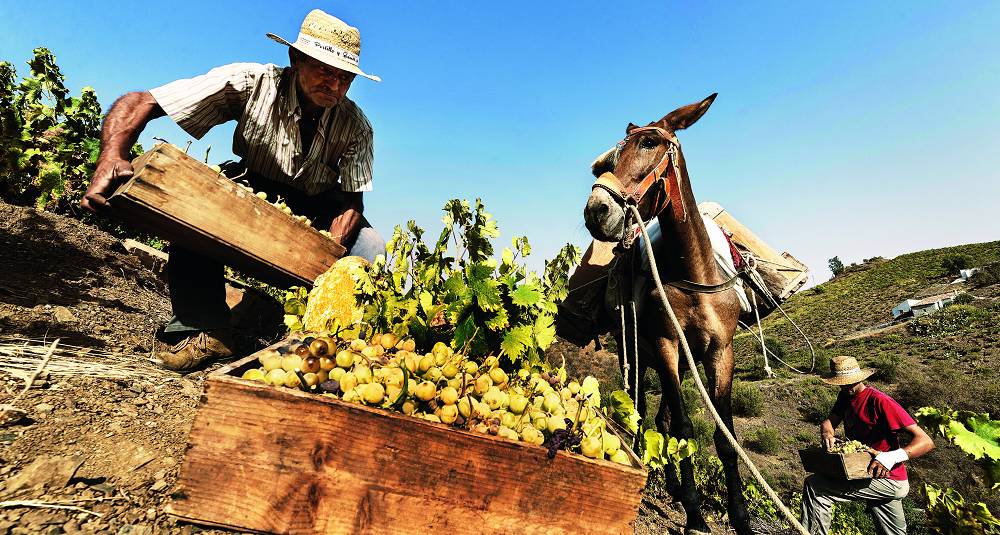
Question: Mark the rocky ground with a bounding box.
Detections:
[0,202,721,535]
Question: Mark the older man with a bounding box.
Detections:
[81,9,385,370]
[801,356,935,535]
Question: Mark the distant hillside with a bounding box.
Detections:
[755,241,1000,341]
[730,240,1000,514]
[734,240,1000,413]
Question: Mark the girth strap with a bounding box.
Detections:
[666,274,741,293]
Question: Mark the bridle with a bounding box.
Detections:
[590,125,688,231]
[592,125,741,294]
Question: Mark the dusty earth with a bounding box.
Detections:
[0,202,727,535]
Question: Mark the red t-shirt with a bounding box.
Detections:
[832,386,915,481]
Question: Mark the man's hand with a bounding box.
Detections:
[820,418,838,451]
[82,158,133,213]
[867,457,891,479]
[822,431,836,451]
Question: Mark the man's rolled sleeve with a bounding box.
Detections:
[149,63,265,140]
[338,127,374,192]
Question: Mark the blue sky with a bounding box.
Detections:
[2,1,998,283]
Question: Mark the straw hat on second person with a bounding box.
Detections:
[267,9,381,82]
[822,355,876,386]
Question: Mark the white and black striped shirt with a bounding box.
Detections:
[149,63,373,195]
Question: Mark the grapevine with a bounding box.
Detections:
[915,407,1000,489]
[294,198,582,369]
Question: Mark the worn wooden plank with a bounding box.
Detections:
[169,346,647,534]
[110,143,345,287]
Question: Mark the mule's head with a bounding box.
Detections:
[584,93,717,242]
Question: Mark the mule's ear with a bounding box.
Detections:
[658,93,717,131]
[625,122,639,135]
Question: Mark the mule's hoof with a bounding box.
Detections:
[684,530,712,535]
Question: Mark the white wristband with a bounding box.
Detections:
[875,448,909,470]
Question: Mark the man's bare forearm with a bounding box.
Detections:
[99,91,165,160]
[328,193,364,245]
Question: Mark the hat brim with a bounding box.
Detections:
[266,33,381,82]
[821,368,876,386]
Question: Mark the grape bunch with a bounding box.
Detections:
[829,439,868,454]
[240,332,633,466]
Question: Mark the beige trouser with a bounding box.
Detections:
[801,474,910,535]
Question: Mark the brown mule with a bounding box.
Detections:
[583,94,752,535]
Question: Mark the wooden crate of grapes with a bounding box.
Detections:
[167,334,648,534]
[799,447,873,480]
[109,143,345,288]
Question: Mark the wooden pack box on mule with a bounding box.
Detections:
[109,143,345,288]
[799,448,873,480]
[699,201,809,300]
[166,336,648,535]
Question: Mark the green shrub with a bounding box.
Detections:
[746,427,782,454]
[731,379,764,417]
[830,500,876,535]
[643,368,661,392]
[871,354,901,383]
[952,292,975,305]
[941,254,973,276]
[796,430,816,444]
[799,382,838,424]
[970,262,1000,287]
[690,413,715,446]
[681,376,703,413]
[907,304,987,337]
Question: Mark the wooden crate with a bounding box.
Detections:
[799,448,872,480]
[699,201,809,300]
[166,339,648,534]
[109,143,345,288]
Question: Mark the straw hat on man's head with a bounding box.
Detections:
[822,356,876,386]
[267,9,381,82]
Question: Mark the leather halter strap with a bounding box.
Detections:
[590,126,687,223]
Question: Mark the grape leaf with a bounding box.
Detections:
[466,262,502,312]
[500,324,533,360]
[533,313,556,349]
[510,283,542,308]
[484,308,509,331]
[283,314,303,332]
[642,428,665,470]
[607,390,641,434]
[948,418,1000,462]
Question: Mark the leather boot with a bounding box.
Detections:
[156,330,234,371]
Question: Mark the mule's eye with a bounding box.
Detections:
[640,137,658,149]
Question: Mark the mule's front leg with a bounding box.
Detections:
[652,343,711,535]
[707,343,752,535]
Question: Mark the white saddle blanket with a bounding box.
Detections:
[635,215,751,312]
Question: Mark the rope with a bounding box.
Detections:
[628,205,809,535]
[773,300,817,374]
[751,292,775,378]
[742,261,817,374]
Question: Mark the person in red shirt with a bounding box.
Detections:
[801,355,935,535]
